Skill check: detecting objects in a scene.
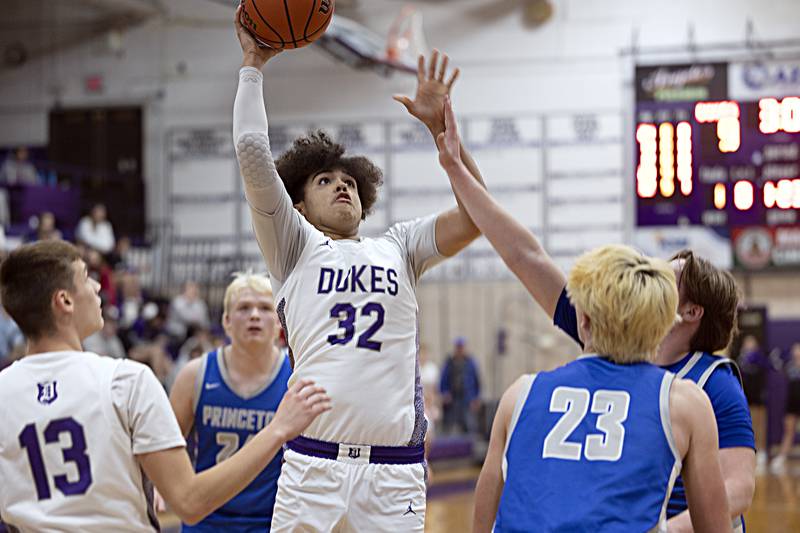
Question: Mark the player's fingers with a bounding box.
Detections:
[446,68,460,90]
[428,49,439,80]
[305,390,331,405]
[298,384,326,400]
[311,401,333,415]
[438,54,449,82]
[392,94,413,111]
[417,54,425,83]
[290,378,314,394]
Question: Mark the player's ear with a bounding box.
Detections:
[681,302,704,324]
[294,200,306,215]
[53,289,73,314]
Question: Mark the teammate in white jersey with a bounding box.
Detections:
[233,7,485,530]
[0,240,330,532]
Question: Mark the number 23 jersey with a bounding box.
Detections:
[273,215,443,447]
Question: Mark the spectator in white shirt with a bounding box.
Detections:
[166,281,210,341]
[76,203,116,255]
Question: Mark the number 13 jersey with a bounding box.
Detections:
[497,355,681,533]
[0,351,185,532]
[272,215,443,447]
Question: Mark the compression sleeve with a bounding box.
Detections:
[233,67,309,283]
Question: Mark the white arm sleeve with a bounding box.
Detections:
[233,67,308,283]
[386,214,445,282]
[111,360,186,455]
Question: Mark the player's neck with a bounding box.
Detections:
[27,331,83,356]
[225,342,278,377]
[655,335,692,366]
[324,229,359,241]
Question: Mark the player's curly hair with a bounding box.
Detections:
[275,130,383,220]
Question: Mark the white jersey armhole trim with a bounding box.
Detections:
[656,371,682,532]
[502,373,537,482]
[191,352,210,415]
[697,358,732,388]
[675,351,703,379]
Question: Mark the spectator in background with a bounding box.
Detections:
[738,335,769,472]
[76,203,115,255]
[83,307,126,359]
[166,280,210,342]
[0,147,39,185]
[773,342,800,475]
[85,248,115,305]
[440,336,481,435]
[116,269,146,333]
[0,305,25,370]
[107,235,132,271]
[128,301,173,388]
[28,211,62,242]
[164,327,215,391]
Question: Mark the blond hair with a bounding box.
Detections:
[223,271,274,317]
[566,244,678,364]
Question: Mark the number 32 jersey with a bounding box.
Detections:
[0,351,185,532]
[271,215,443,447]
[497,356,680,533]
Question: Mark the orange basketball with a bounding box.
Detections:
[240,0,334,50]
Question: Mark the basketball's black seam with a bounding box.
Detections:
[302,0,317,42]
[249,0,285,47]
[305,2,334,40]
[282,0,298,43]
[256,22,329,47]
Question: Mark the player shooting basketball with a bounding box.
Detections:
[233,6,485,531]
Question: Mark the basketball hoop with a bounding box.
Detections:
[385,6,428,71]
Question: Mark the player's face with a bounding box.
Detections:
[224,288,279,348]
[69,260,104,340]
[296,169,362,236]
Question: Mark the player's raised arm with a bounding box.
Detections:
[393,51,484,258]
[139,378,331,525]
[670,379,733,533]
[435,96,566,315]
[232,6,307,283]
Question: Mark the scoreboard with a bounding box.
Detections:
[634,60,800,269]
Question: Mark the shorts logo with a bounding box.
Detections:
[37,381,58,405]
[403,500,416,516]
[348,447,361,459]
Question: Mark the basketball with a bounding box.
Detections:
[240,0,334,50]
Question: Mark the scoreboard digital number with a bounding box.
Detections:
[634,62,800,229]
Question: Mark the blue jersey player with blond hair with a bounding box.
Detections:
[435,98,733,532]
[167,272,291,532]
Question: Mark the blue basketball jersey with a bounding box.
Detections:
[183,348,291,533]
[496,356,680,533]
[664,351,744,531]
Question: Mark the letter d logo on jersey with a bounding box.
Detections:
[37,381,58,405]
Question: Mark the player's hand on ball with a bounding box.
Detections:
[393,49,460,136]
[272,379,331,441]
[235,4,281,69]
[436,96,464,172]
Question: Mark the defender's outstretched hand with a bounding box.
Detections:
[436,96,465,172]
[393,50,460,136]
[235,5,281,70]
[270,379,332,441]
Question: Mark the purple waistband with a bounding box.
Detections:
[287,435,425,465]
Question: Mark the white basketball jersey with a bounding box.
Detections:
[275,216,443,446]
[0,351,185,532]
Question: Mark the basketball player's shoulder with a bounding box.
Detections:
[382,214,437,249]
[670,378,712,423]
